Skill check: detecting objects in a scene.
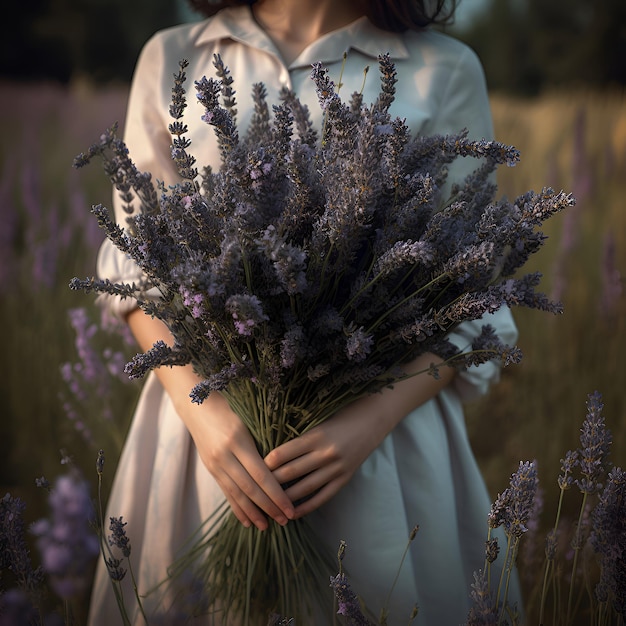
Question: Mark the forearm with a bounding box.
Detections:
[265,352,456,517]
[125,308,211,417]
[364,352,456,438]
[124,307,294,529]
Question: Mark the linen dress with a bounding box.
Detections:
[89,7,521,625]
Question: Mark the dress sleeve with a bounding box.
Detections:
[426,42,519,401]
[96,31,177,318]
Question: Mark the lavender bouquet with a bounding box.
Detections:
[72,55,572,622]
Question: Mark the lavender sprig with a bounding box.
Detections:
[329,541,375,626]
[566,391,612,622]
[0,494,44,595]
[589,467,626,619]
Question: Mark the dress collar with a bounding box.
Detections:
[193,6,410,68]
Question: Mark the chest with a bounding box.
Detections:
[164,43,436,171]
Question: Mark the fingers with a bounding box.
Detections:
[214,452,295,530]
[291,480,344,519]
[264,435,310,471]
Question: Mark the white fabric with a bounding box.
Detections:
[90,7,520,625]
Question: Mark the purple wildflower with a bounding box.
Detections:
[0,493,44,592]
[503,460,539,538]
[105,556,127,582]
[576,391,612,495]
[0,589,39,625]
[109,516,131,558]
[329,573,373,626]
[488,461,539,539]
[485,538,500,564]
[465,571,498,625]
[225,294,269,337]
[96,449,105,475]
[558,449,578,490]
[544,528,558,561]
[280,325,307,369]
[589,467,626,617]
[345,325,374,362]
[32,471,100,599]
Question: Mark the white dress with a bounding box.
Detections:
[89,7,520,625]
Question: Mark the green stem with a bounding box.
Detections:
[127,560,148,624]
[566,491,588,624]
[96,473,132,626]
[539,485,566,625]
[496,533,512,614]
[498,537,519,625]
[381,528,418,619]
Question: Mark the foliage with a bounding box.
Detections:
[452,0,626,95]
[1,0,179,83]
[0,81,138,518]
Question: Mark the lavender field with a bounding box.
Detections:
[1,79,624,623]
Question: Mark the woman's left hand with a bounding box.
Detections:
[264,394,388,518]
[264,352,455,518]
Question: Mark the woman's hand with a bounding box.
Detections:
[264,395,389,518]
[181,392,295,531]
[265,353,456,518]
[126,309,294,531]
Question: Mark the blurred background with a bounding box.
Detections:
[1,0,625,623]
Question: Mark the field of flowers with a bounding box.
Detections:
[0,78,624,624]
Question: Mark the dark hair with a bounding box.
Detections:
[185,0,458,31]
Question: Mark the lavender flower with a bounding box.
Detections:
[108,516,131,558]
[504,460,539,538]
[485,538,500,564]
[105,556,127,582]
[345,325,374,362]
[575,391,612,495]
[0,589,39,626]
[465,571,498,625]
[329,573,373,626]
[31,471,100,600]
[488,461,539,539]
[225,294,270,337]
[96,449,105,476]
[590,467,626,617]
[0,494,44,592]
[558,449,578,490]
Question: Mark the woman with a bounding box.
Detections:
[89,1,520,624]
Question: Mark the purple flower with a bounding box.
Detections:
[0,589,39,625]
[32,471,100,599]
[558,449,578,490]
[488,460,539,538]
[576,391,612,495]
[0,494,43,592]
[465,571,498,625]
[590,467,626,617]
[226,294,269,337]
[109,516,131,558]
[345,325,374,362]
[329,573,373,625]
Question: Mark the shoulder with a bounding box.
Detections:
[138,20,210,60]
[139,5,250,59]
[399,28,486,81]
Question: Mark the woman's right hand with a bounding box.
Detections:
[180,390,295,530]
[126,309,294,531]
